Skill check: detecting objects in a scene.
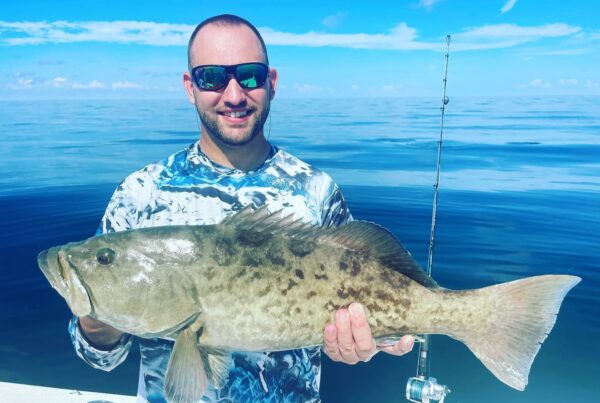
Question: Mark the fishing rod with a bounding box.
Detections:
[405,34,452,403]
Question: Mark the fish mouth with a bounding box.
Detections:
[37,246,92,317]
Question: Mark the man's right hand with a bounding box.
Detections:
[78,316,126,350]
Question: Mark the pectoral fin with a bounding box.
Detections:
[164,329,232,403]
[164,328,206,403]
[201,347,232,389]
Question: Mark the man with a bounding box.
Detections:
[69,14,414,402]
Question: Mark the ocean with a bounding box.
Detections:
[0,96,598,402]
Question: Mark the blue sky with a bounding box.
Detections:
[1,0,599,99]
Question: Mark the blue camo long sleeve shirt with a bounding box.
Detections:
[69,141,352,402]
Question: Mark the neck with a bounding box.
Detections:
[199,132,271,172]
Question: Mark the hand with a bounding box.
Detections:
[78,316,126,350]
[322,302,415,364]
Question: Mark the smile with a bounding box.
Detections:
[219,110,252,118]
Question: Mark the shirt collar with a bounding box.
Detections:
[186,140,278,175]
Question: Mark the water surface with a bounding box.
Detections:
[0,96,597,402]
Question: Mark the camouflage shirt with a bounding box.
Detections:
[69,141,352,402]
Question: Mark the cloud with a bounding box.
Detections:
[260,23,432,50]
[520,78,600,89]
[51,76,68,87]
[322,12,348,29]
[381,84,404,93]
[112,80,144,90]
[558,78,578,86]
[49,76,107,89]
[451,23,581,50]
[292,83,325,94]
[500,0,518,14]
[418,0,443,10]
[0,20,193,46]
[73,80,105,89]
[531,48,589,56]
[530,78,552,88]
[7,78,34,89]
[0,20,582,52]
[585,80,599,89]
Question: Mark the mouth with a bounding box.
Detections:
[218,109,253,123]
[37,246,92,316]
[38,247,67,291]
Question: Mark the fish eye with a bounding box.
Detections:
[96,248,116,265]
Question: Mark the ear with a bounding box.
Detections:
[183,72,196,105]
[268,67,278,101]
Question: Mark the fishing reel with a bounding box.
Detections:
[406,376,450,403]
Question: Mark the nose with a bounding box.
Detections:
[221,76,246,106]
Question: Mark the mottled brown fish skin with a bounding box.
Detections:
[187,225,487,351]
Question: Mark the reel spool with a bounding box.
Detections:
[406,376,450,403]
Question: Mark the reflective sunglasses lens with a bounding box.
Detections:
[194,66,227,90]
[236,63,268,89]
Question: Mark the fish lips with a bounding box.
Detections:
[38,246,92,317]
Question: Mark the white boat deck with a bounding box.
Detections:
[0,381,136,403]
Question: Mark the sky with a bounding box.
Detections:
[1,0,599,99]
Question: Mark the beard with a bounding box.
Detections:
[198,102,270,147]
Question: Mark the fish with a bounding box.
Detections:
[37,206,580,403]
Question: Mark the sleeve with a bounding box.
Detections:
[319,177,353,228]
[68,316,133,372]
[68,170,154,370]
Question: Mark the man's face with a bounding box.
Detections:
[184,24,277,147]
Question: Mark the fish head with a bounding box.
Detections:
[37,232,138,318]
[38,228,203,332]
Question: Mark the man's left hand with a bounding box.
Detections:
[322,302,415,364]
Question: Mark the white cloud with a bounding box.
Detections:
[52,76,68,87]
[585,80,599,89]
[72,80,105,89]
[532,48,589,56]
[0,20,193,46]
[530,79,552,88]
[500,0,518,14]
[293,83,325,94]
[49,77,107,89]
[260,23,431,50]
[7,78,34,89]
[112,80,144,90]
[558,78,578,86]
[322,12,348,29]
[0,20,582,52]
[418,0,443,10]
[381,84,404,93]
[452,23,581,50]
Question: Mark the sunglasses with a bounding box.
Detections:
[190,62,269,91]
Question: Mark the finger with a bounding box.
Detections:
[348,303,376,361]
[378,335,415,356]
[322,324,343,362]
[335,308,359,364]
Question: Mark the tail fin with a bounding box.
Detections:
[456,275,580,391]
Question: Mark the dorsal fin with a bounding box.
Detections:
[323,221,438,288]
[221,207,438,288]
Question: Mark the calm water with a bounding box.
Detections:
[0,97,598,402]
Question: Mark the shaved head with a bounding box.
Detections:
[187,14,269,69]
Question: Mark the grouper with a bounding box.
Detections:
[37,206,580,403]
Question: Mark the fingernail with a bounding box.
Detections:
[349,303,363,317]
[325,325,335,336]
[406,336,415,350]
